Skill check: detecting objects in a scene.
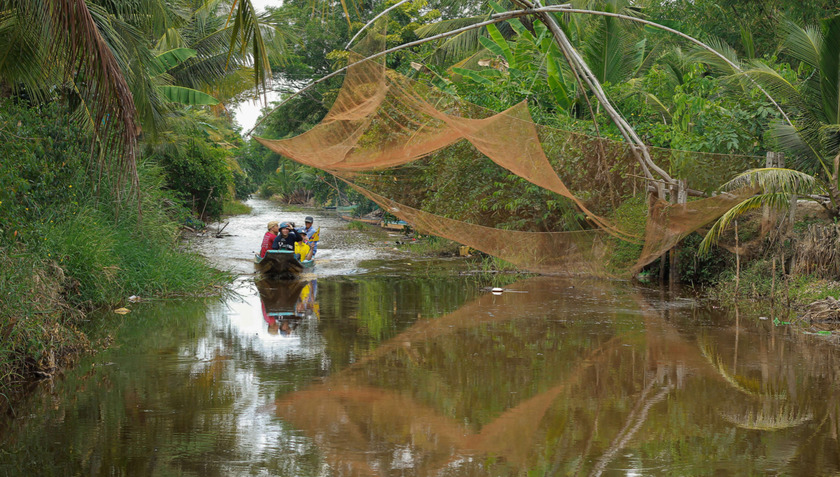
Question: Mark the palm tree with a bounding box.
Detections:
[698,15,840,252]
[0,0,278,189]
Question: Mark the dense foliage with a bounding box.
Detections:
[0,99,229,393]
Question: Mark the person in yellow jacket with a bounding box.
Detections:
[294,240,311,262]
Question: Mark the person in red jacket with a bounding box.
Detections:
[259,221,279,258]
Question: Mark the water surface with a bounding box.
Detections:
[1,200,839,476]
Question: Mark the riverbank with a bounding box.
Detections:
[0,230,231,408]
[0,100,240,406]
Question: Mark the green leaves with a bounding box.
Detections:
[149,48,198,76]
[226,0,272,95]
[158,85,219,106]
[698,167,824,254]
[480,23,513,65]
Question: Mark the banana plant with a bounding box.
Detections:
[151,48,220,106]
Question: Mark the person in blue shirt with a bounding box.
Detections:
[271,222,302,252]
[301,216,319,258]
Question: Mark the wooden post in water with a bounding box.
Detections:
[669,180,687,287]
[659,183,668,283]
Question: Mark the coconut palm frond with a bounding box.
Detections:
[261,19,295,67]
[740,25,756,60]
[226,0,272,95]
[819,15,840,125]
[770,121,825,174]
[782,19,821,70]
[641,92,671,122]
[698,195,768,255]
[722,167,820,195]
[634,37,664,78]
[156,26,186,50]
[0,6,55,98]
[698,167,826,255]
[415,15,496,65]
[688,36,741,76]
[820,123,840,158]
[740,61,803,105]
[48,0,140,183]
[583,10,635,84]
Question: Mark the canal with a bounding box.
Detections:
[1,199,839,475]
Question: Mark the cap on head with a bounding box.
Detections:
[279,222,290,229]
[267,221,279,230]
[305,216,314,223]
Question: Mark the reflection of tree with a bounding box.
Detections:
[699,337,814,431]
[589,378,673,477]
[276,275,840,475]
[699,338,775,398]
[720,403,813,431]
[276,276,655,475]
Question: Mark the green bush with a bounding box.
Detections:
[0,98,230,395]
[157,140,233,220]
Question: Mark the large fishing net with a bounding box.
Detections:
[255,32,761,277]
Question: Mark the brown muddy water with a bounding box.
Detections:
[1,199,840,476]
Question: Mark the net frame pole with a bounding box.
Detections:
[513,0,670,184]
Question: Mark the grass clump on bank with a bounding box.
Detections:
[223,200,252,216]
[0,99,230,401]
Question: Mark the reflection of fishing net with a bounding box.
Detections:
[255,41,761,277]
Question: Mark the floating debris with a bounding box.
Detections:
[802,296,840,324]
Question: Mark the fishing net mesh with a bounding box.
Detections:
[255,35,762,277]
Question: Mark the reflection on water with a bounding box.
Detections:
[2,272,840,475]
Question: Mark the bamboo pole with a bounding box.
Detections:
[735,220,740,297]
[513,0,667,182]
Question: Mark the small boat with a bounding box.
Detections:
[339,215,380,225]
[380,220,410,231]
[254,249,314,279]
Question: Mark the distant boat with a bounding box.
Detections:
[339,215,411,231]
[380,220,409,231]
[340,215,379,225]
[254,249,314,279]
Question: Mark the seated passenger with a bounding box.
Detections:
[301,216,319,259]
[259,221,279,258]
[295,240,311,261]
[272,222,302,253]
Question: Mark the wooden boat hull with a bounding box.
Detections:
[254,250,314,279]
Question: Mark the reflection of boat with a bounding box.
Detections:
[257,278,319,336]
[295,279,319,320]
[254,249,314,279]
[256,278,306,319]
